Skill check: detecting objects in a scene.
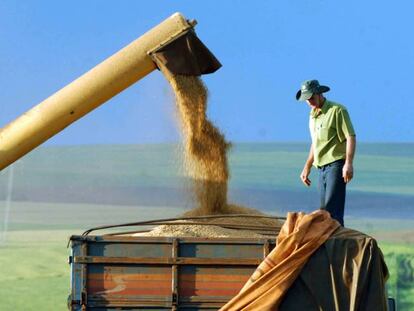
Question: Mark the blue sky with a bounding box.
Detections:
[0,1,413,144]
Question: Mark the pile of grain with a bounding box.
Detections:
[136,222,264,238]
[181,204,282,229]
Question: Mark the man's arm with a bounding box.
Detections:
[343,135,356,183]
[300,144,314,187]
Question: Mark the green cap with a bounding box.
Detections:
[296,79,330,101]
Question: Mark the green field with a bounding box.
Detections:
[0,230,70,310]
[0,204,185,311]
[380,242,414,310]
[0,143,413,310]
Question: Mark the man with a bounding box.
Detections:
[296,80,356,226]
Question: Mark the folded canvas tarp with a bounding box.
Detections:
[220,210,389,311]
[279,226,389,310]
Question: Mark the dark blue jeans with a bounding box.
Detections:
[318,159,346,226]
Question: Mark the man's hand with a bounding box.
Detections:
[342,162,353,183]
[300,166,312,187]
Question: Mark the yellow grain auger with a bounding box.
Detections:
[0,13,221,170]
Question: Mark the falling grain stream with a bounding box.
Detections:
[135,68,281,237]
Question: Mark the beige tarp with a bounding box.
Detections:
[220,210,389,311]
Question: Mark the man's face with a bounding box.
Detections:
[306,93,322,109]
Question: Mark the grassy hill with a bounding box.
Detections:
[2,142,414,193]
[0,142,413,218]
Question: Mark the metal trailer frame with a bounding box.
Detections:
[68,215,283,310]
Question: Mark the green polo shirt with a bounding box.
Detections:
[309,99,355,167]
